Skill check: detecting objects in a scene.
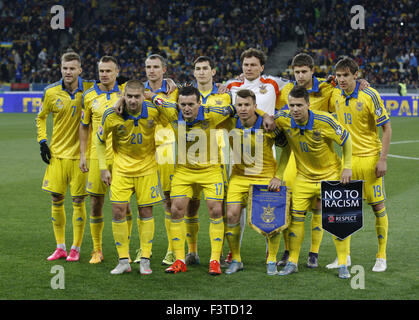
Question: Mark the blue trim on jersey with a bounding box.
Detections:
[178,105,205,125]
[341,82,360,105]
[193,82,218,105]
[96,132,104,143]
[340,130,349,146]
[235,114,263,132]
[313,114,339,130]
[59,76,84,99]
[138,199,164,207]
[80,121,89,127]
[145,79,168,93]
[293,76,320,93]
[363,88,382,112]
[39,139,47,144]
[291,109,314,132]
[121,101,150,126]
[94,81,120,100]
[377,118,390,127]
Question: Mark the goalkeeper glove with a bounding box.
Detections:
[40,141,51,164]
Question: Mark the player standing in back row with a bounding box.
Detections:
[328,57,391,272]
[36,52,94,262]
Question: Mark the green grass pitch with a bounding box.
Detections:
[0,114,418,301]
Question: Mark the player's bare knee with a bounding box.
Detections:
[112,204,127,220]
[207,202,223,219]
[171,199,188,219]
[372,201,385,212]
[90,195,104,215]
[138,206,153,219]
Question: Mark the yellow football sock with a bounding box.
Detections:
[225,222,241,262]
[288,211,306,264]
[138,216,155,259]
[267,232,281,263]
[90,215,104,252]
[164,211,173,252]
[112,218,130,259]
[374,207,388,259]
[185,214,199,253]
[310,209,323,254]
[51,198,66,246]
[170,218,186,261]
[282,228,290,251]
[72,199,86,249]
[333,236,350,266]
[209,217,224,262]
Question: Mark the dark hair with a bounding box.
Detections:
[240,48,267,66]
[335,57,359,75]
[99,55,119,69]
[193,56,214,69]
[236,89,256,104]
[178,86,201,102]
[289,85,310,103]
[291,53,314,69]
[61,52,81,65]
[146,54,167,67]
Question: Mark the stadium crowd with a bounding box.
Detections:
[0,0,417,88]
[287,0,418,88]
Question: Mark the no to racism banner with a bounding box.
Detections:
[321,180,364,239]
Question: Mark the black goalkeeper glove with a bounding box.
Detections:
[40,141,51,164]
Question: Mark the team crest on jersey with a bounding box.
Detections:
[375,106,383,117]
[215,99,223,105]
[312,129,322,141]
[117,124,126,135]
[56,99,64,110]
[92,99,99,110]
[356,101,363,111]
[335,125,343,136]
[259,84,267,94]
[147,119,155,128]
[201,120,209,130]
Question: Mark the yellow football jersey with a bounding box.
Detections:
[97,101,159,177]
[144,80,178,147]
[274,109,349,182]
[151,95,235,170]
[229,115,286,178]
[36,77,94,159]
[331,83,390,157]
[81,81,125,160]
[278,76,335,113]
[197,83,232,108]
